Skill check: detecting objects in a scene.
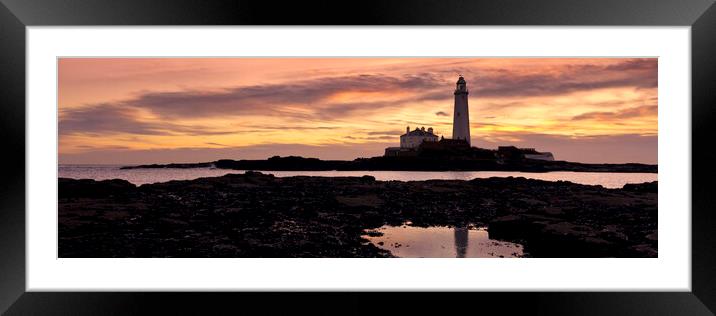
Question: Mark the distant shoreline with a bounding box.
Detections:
[119,156,658,173]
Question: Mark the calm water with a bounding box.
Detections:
[363,224,524,258]
[58,164,657,188]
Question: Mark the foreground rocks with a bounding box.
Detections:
[58,172,657,258]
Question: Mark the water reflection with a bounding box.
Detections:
[364,224,523,258]
[59,165,656,188]
[454,226,468,258]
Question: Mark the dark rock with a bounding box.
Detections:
[361,175,376,182]
[121,155,657,173]
[364,230,383,237]
[622,181,658,193]
[59,174,657,258]
[58,178,135,199]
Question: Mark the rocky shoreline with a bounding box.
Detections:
[120,156,658,173]
[58,172,657,258]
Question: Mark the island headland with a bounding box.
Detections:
[120,154,657,173]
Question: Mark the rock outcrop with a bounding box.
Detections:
[58,173,657,258]
[121,156,658,173]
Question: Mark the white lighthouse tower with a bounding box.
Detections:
[452,76,471,145]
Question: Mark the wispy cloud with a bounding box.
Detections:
[59,104,241,136]
[571,105,658,121]
[122,74,444,119]
[58,58,658,163]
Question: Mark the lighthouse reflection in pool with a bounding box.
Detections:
[363,224,524,258]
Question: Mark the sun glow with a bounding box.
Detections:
[58,57,657,163]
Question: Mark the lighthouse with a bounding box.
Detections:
[452,76,471,145]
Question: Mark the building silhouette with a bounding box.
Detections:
[384,76,472,157]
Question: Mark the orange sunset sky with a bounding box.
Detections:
[58,58,657,164]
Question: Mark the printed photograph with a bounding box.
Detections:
[58,58,658,258]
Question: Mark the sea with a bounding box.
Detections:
[58,164,657,189]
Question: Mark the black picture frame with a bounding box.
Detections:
[1,0,714,315]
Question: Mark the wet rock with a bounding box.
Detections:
[622,181,657,193]
[59,173,657,258]
[364,230,384,237]
[58,178,135,199]
[361,175,376,182]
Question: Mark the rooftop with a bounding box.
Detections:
[403,127,437,137]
